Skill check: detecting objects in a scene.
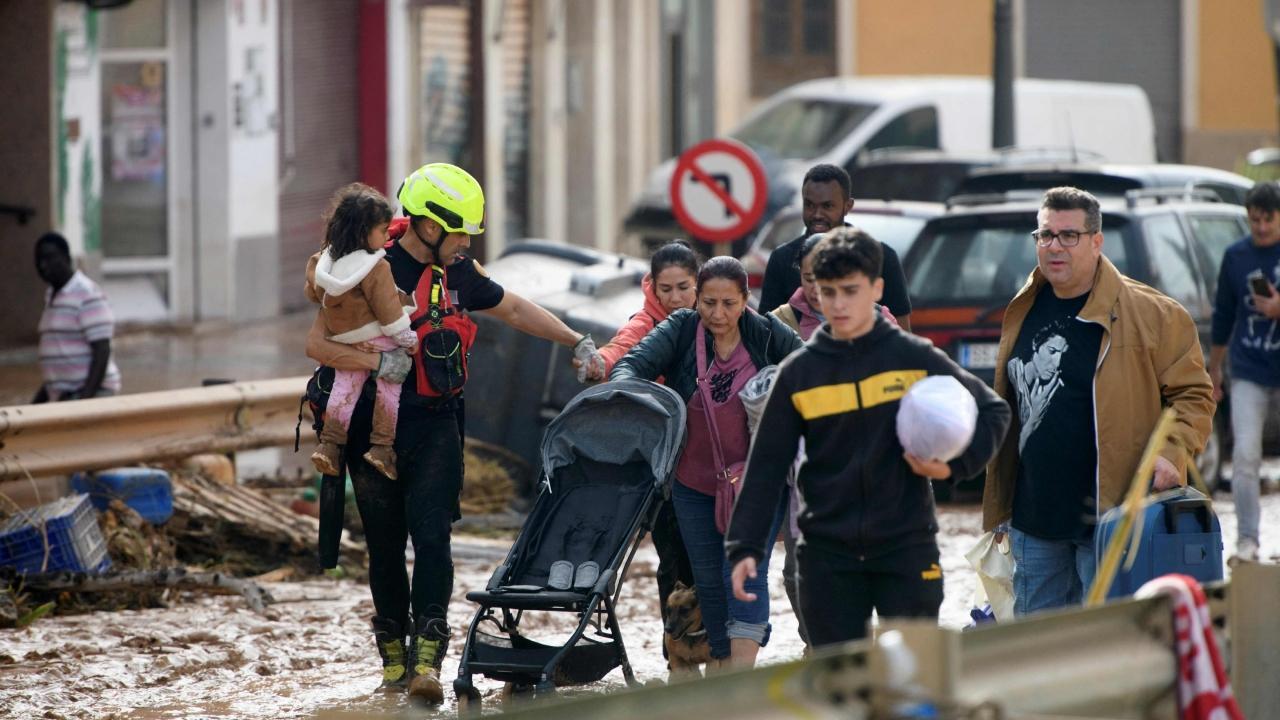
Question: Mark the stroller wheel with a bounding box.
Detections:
[501,682,535,707]
[454,680,482,717]
[533,680,557,698]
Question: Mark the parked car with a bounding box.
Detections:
[465,241,648,493]
[953,163,1255,206]
[848,147,1110,204]
[849,149,999,203]
[742,199,943,305]
[903,189,1258,488]
[625,76,1156,251]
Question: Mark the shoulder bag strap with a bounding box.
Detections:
[695,321,728,478]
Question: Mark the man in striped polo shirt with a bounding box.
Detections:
[32,232,121,403]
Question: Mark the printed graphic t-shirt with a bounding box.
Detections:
[1008,284,1103,540]
[675,338,758,496]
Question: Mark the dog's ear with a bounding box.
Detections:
[673,580,689,592]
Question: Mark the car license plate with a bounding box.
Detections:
[959,342,999,369]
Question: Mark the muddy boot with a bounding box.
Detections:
[372,617,408,689]
[363,444,398,481]
[406,617,450,705]
[311,441,343,476]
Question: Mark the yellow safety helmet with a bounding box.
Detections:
[397,163,485,235]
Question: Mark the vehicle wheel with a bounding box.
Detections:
[1196,418,1224,494]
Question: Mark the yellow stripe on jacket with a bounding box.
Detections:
[791,383,859,420]
[859,370,927,409]
[790,370,927,420]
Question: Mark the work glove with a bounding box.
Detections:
[573,334,606,383]
[376,348,412,384]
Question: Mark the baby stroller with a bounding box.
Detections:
[453,379,686,708]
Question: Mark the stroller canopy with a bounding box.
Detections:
[541,379,686,490]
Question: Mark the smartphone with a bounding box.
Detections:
[1248,269,1273,297]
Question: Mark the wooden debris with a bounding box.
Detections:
[460,440,527,516]
[168,468,365,575]
[250,566,296,583]
[12,567,274,613]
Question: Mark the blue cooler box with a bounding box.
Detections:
[0,494,111,573]
[71,467,174,525]
[1095,486,1223,599]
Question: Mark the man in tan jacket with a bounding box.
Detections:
[983,186,1214,616]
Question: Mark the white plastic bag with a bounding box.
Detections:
[965,531,1015,623]
[739,365,778,435]
[895,375,978,462]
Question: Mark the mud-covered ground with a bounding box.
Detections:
[2,495,1277,719]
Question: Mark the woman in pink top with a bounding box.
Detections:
[610,258,803,668]
[584,240,699,667]
[596,240,699,376]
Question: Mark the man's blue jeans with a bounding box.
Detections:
[671,480,781,658]
[1010,528,1096,616]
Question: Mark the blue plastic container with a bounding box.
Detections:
[71,467,174,525]
[0,494,111,574]
[1095,486,1224,599]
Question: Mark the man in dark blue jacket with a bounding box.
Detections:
[1208,181,1280,563]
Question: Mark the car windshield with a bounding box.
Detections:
[847,214,929,256]
[851,163,983,203]
[756,212,927,256]
[732,100,877,160]
[956,172,1141,198]
[758,215,802,253]
[907,214,1132,304]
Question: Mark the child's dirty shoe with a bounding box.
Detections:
[311,441,343,476]
[363,444,398,480]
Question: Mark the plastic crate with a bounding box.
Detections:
[71,467,174,525]
[0,494,111,574]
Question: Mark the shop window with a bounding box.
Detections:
[751,0,836,98]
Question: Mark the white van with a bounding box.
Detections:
[624,76,1156,245]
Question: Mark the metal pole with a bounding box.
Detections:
[992,0,1016,149]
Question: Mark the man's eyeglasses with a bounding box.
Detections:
[1031,228,1094,248]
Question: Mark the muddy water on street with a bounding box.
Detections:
[3,497,1276,719]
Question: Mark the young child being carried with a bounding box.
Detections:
[305,183,416,480]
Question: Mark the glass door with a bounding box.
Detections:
[98,0,188,321]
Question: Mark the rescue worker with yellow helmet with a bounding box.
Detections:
[306,163,604,703]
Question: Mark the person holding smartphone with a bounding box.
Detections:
[1209,181,1280,563]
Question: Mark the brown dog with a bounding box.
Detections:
[664,581,713,678]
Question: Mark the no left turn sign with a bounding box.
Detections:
[669,138,768,244]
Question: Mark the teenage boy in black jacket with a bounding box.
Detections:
[727,228,1011,645]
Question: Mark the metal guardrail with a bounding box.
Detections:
[480,597,1178,720]
[0,376,310,481]
[311,566,1280,720]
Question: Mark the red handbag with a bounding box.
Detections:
[695,322,746,534]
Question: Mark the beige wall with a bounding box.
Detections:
[855,0,992,76]
[1198,0,1278,132]
[0,1,54,348]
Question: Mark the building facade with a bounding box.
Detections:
[1,0,1276,348]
